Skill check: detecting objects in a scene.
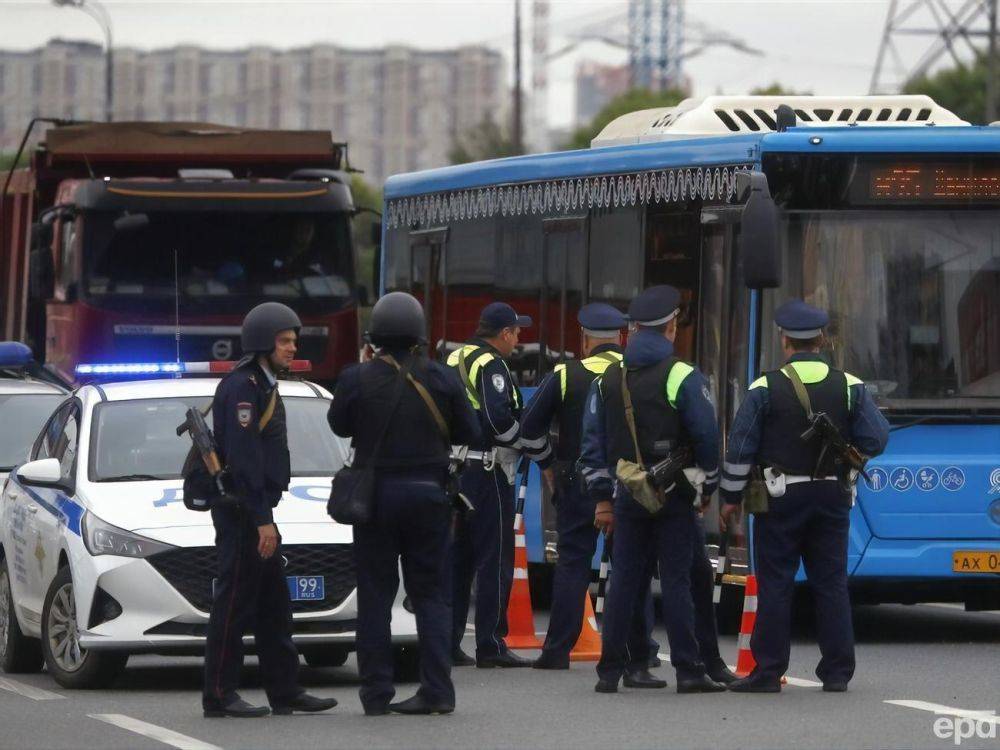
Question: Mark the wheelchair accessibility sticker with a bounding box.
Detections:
[889,467,914,492]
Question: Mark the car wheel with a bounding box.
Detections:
[41,567,127,689]
[302,646,350,668]
[0,558,43,673]
[393,646,421,683]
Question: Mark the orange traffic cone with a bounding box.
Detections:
[569,593,602,661]
[505,515,543,649]
[735,574,758,677]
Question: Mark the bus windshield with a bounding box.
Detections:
[82,210,355,313]
[762,210,1000,411]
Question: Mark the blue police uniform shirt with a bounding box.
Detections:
[579,328,720,503]
[720,352,890,504]
[212,359,286,527]
[449,339,523,450]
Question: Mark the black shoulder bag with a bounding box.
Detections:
[327,356,411,525]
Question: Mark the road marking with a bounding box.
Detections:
[89,714,222,750]
[886,700,1000,726]
[655,653,823,688]
[0,677,65,701]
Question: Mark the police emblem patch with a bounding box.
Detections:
[492,373,506,392]
[237,402,253,428]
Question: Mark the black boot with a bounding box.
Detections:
[451,648,476,667]
[271,693,339,715]
[728,674,782,693]
[203,695,270,718]
[533,652,570,670]
[676,675,727,694]
[388,694,455,715]
[623,668,667,689]
[594,678,619,694]
[706,659,739,685]
[476,650,531,668]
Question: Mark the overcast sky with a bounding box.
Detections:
[1,0,963,129]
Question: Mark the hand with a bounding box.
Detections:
[542,468,555,495]
[718,503,742,534]
[258,523,279,559]
[594,500,614,536]
[359,344,375,363]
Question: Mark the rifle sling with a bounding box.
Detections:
[382,354,450,444]
[781,364,815,421]
[619,365,645,470]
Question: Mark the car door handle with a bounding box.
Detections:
[26,505,38,515]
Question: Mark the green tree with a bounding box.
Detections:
[561,87,686,151]
[449,118,522,165]
[749,83,810,96]
[905,56,990,124]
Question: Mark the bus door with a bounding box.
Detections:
[526,215,588,385]
[408,227,449,359]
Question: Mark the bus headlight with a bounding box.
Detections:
[82,512,177,558]
[989,499,1000,526]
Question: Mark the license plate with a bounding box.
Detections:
[287,575,325,601]
[952,551,1000,574]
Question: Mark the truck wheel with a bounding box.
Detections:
[0,558,43,673]
[41,567,127,689]
[393,646,421,683]
[302,647,350,668]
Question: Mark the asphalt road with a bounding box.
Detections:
[1,603,998,750]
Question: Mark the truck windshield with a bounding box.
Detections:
[762,210,1000,411]
[89,395,348,481]
[83,211,354,313]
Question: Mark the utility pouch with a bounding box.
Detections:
[615,458,665,515]
[744,467,770,515]
[763,466,787,498]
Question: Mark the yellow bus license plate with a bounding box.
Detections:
[952,551,1000,574]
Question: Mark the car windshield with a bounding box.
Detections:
[82,210,354,313]
[0,394,65,470]
[89,395,347,481]
[763,210,1000,411]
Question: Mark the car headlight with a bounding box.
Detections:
[82,512,177,558]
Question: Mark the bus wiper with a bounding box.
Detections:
[97,474,167,482]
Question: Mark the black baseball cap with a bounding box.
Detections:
[480,302,532,330]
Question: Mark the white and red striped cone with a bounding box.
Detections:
[505,513,543,649]
[735,574,758,677]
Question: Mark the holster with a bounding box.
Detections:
[743,467,770,515]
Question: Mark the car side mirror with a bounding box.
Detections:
[16,458,64,488]
[736,171,782,289]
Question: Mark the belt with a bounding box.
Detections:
[783,474,838,485]
[464,450,495,464]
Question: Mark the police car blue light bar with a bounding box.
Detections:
[75,360,312,376]
[0,342,34,369]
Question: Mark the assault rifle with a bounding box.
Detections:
[177,407,230,497]
[647,445,694,489]
[801,411,871,482]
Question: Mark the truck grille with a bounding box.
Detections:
[148,544,356,614]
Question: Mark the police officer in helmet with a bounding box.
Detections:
[522,303,658,679]
[721,299,888,693]
[203,302,338,718]
[579,286,725,694]
[329,292,480,715]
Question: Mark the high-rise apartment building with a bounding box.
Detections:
[0,39,507,184]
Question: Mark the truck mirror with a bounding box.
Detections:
[113,212,150,233]
[736,172,782,289]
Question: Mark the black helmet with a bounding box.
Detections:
[366,292,426,346]
[241,302,302,353]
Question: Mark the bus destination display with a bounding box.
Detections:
[870,164,1000,201]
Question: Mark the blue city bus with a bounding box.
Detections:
[380,95,1000,615]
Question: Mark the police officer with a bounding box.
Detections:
[329,292,481,715]
[447,302,533,668]
[203,302,338,718]
[580,286,725,694]
[720,299,889,693]
[521,303,658,682]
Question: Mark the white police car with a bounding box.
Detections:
[0,361,418,688]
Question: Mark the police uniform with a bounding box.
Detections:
[329,292,481,714]
[203,360,300,714]
[203,302,336,718]
[722,300,889,692]
[447,302,531,667]
[579,286,725,693]
[522,303,656,672]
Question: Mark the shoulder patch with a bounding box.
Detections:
[491,373,506,393]
[236,401,253,428]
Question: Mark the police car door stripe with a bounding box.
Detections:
[89,714,222,750]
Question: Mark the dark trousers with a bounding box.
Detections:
[203,507,301,709]
[542,477,653,661]
[691,517,723,665]
[451,462,514,658]
[353,473,454,711]
[751,482,855,684]
[598,500,704,683]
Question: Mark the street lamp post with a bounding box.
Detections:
[52,0,114,122]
